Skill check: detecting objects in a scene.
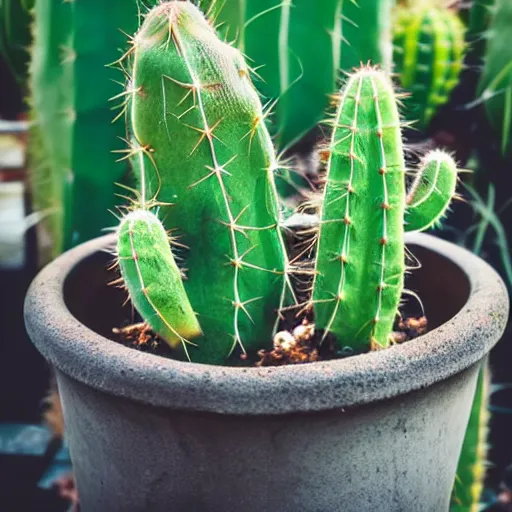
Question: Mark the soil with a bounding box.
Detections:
[112,315,428,367]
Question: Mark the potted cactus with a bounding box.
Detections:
[24,2,508,511]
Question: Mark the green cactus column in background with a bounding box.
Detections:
[29,0,73,262]
[393,4,465,130]
[208,0,395,149]
[126,2,290,364]
[312,67,458,353]
[450,364,490,512]
[478,0,512,155]
[29,0,157,262]
[0,0,34,84]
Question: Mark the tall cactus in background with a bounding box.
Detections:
[29,0,157,262]
[477,0,512,155]
[312,67,458,352]
[466,0,495,71]
[450,364,490,512]
[29,0,72,262]
[121,1,291,364]
[208,0,395,149]
[393,4,465,130]
[0,0,34,84]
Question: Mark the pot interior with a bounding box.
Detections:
[63,243,471,349]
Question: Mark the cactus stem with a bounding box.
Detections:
[370,74,393,339]
[316,72,365,342]
[167,18,287,354]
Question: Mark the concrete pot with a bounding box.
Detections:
[25,232,508,512]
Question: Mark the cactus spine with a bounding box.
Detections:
[312,67,458,352]
[29,0,157,262]
[117,210,202,355]
[208,0,394,149]
[126,2,290,364]
[393,5,465,130]
[477,0,512,155]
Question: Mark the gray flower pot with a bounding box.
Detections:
[24,232,509,512]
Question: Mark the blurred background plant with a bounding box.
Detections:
[1,0,512,509]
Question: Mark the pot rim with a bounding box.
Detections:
[24,232,508,415]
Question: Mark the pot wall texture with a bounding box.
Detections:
[57,363,479,512]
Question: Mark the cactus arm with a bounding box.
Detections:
[477,0,512,155]
[405,150,458,232]
[128,2,289,364]
[117,210,202,354]
[313,67,406,352]
[450,364,489,512]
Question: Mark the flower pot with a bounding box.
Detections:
[24,232,509,512]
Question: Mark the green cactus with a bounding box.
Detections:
[125,1,291,364]
[117,209,202,357]
[29,0,73,262]
[393,4,465,130]
[405,149,458,232]
[450,364,489,512]
[29,0,158,262]
[207,0,395,149]
[477,0,512,155]
[0,0,34,84]
[312,67,458,352]
[466,0,495,70]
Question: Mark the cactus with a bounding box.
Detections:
[29,0,158,262]
[477,0,512,155]
[124,1,291,364]
[115,4,458,363]
[117,209,202,358]
[208,0,395,149]
[405,149,458,232]
[0,0,34,84]
[466,0,495,70]
[28,0,73,262]
[450,364,490,512]
[312,67,458,352]
[393,4,465,130]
